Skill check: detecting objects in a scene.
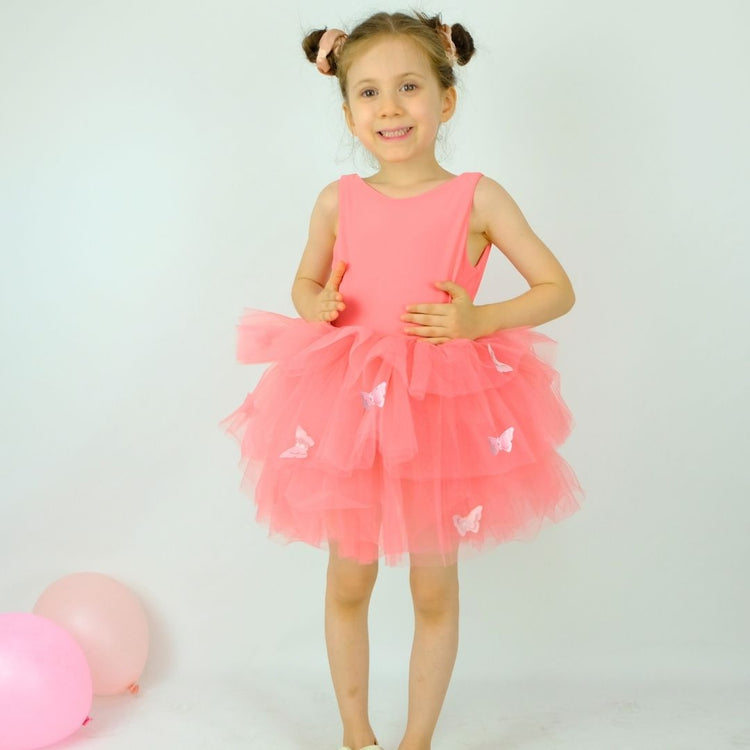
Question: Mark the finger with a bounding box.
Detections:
[404,325,442,338]
[325,259,347,291]
[402,313,439,326]
[321,306,344,323]
[408,329,450,345]
[320,286,344,306]
[435,280,466,298]
[322,290,344,304]
[404,303,447,315]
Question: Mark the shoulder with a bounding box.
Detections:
[315,178,341,214]
[473,174,517,212]
[472,174,526,233]
[310,178,342,235]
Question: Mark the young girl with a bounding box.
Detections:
[220,11,583,750]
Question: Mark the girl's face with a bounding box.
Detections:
[342,35,456,167]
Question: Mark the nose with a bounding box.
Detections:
[377,90,402,117]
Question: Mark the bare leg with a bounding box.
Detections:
[398,551,460,750]
[325,540,381,750]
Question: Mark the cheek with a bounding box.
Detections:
[349,102,373,123]
[414,100,440,120]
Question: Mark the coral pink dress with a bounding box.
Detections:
[219,172,583,566]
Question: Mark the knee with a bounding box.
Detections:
[327,549,378,606]
[410,567,459,617]
[327,566,378,605]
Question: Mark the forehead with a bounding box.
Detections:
[347,35,433,84]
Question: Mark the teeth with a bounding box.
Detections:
[380,127,410,138]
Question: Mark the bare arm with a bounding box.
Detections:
[291,181,347,322]
[401,176,576,342]
[472,176,575,334]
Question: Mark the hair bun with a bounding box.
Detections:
[448,23,475,65]
[301,28,329,69]
[301,27,347,75]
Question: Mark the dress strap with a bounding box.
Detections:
[446,172,485,281]
[334,175,358,266]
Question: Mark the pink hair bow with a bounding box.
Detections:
[316,28,348,74]
[439,23,458,65]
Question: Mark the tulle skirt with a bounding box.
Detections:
[219,309,583,567]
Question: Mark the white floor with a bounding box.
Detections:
[50,668,750,750]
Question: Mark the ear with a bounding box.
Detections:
[440,86,457,123]
[342,102,357,136]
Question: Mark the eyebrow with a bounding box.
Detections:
[351,72,427,88]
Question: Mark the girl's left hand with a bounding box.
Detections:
[401,281,484,344]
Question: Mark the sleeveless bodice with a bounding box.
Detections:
[220,169,584,567]
[331,172,490,335]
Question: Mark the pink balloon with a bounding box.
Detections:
[0,612,92,750]
[33,572,149,696]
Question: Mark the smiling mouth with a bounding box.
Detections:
[378,127,412,138]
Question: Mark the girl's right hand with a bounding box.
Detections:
[315,259,347,323]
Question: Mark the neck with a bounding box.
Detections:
[370,156,451,187]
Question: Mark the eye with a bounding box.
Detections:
[402,82,418,92]
[360,88,377,98]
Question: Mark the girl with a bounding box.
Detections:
[220,11,584,750]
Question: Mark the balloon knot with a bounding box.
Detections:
[127,682,140,695]
[83,716,93,726]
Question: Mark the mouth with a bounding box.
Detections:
[377,126,413,139]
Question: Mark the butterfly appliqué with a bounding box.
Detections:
[279,425,314,459]
[453,505,483,536]
[361,380,387,409]
[489,427,514,455]
[487,345,513,372]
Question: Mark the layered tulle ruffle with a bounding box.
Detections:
[220,309,583,567]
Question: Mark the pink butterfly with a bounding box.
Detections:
[453,505,483,536]
[279,425,314,458]
[489,427,514,454]
[487,345,513,372]
[361,380,387,409]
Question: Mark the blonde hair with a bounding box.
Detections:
[302,10,476,102]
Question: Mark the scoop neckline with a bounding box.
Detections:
[355,172,466,200]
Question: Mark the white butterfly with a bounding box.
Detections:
[487,345,513,372]
[453,505,483,536]
[279,425,315,459]
[361,380,387,409]
[488,427,514,455]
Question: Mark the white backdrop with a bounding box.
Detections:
[1,0,748,741]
